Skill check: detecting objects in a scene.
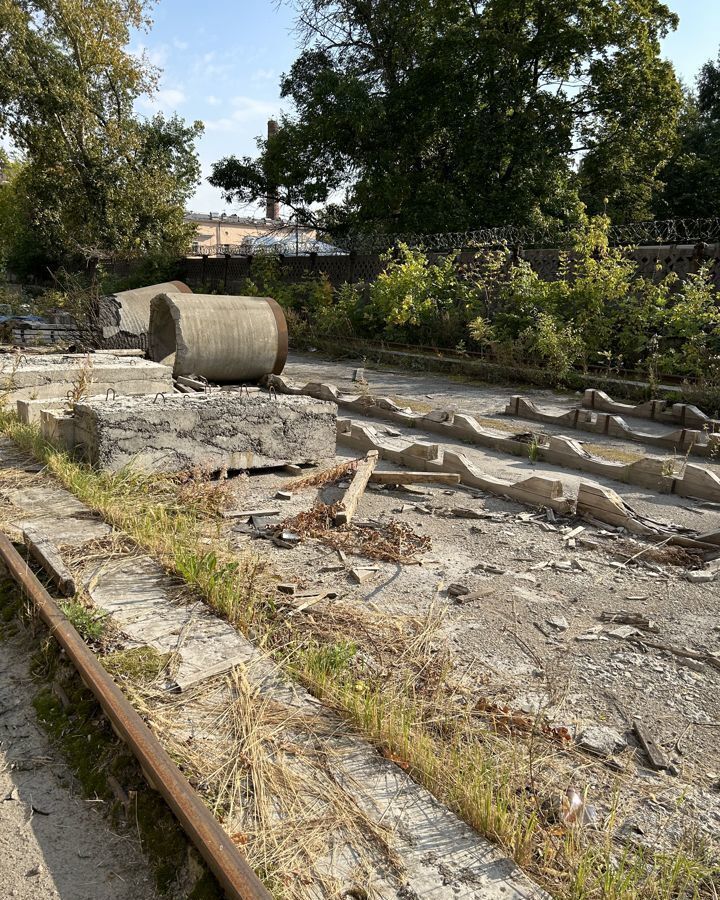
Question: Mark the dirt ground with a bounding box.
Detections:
[0,625,157,900]
[219,352,720,857]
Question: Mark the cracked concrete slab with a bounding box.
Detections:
[42,393,338,474]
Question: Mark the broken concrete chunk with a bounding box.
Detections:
[578,725,627,757]
[687,570,717,584]
[547,616,569,631]
[349,567,379,584]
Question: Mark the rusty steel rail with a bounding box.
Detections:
[0,532,271,900]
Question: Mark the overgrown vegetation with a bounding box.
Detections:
[239,215,720,397]
[1,414,718,898]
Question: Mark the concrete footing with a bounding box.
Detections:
[1,353,173,405]
[41,393,337,473]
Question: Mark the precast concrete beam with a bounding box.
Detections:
[148,293,288,382]
[47,393,336,473]
[0,353,173,404]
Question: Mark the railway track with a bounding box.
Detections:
[0,533,271,900]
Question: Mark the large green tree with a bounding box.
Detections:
[0,0,203,269]
[210,0,680,238]
[654,49,720,218]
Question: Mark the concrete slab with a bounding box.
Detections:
[0,353,173,404]
[54,393,337,473]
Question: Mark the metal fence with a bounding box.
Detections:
[327,218,720,254]
[186,217,720,258]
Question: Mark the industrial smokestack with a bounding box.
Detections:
[266,119,280,220]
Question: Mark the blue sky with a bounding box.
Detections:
[135,0,719,214]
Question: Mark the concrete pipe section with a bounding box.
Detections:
[97,281,193,350]
[148,292,288,382]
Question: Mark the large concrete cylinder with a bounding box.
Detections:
[97,281,192,350]
[148,293,288,382]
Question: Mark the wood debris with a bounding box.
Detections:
[335,450,379,526]
[369,471,460,486]
[633,719,670,772]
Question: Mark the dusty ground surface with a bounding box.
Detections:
[213,353,720,857]
[0,627,158,900]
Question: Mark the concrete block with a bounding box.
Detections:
[17,396,67,425]
[0,353,173,404]
[66,393,337,473]
[40,409,76,449]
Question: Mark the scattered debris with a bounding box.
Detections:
[686,569,717,583]
[369,471,460,486]
[283,458,358,491]
[276,583,297,595]
[600,611,659,632]
[447,583,470,597]
[475,697,572,745]
[272,530,301,549]
[560,788,598,827]
[278,502,431,563]
[222,508,280,520]
[275,490,293,501]
[450,506,487,519]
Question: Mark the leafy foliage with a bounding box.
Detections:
[656,48,720,217]
[210,0,680,236]
[0,0,203,271]
[268,213,719,387]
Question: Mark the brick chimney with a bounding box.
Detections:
[265,119,280,220]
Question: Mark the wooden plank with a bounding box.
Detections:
[369,471,460,485]
[221,508,280,520]
[334,451,379,526]
[172,652,250,693]
[22,525,76,596]
[633,719,669,771]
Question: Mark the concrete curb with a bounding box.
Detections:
[266,375,720,505]
[582,388,720,430]
[505,396,720,459]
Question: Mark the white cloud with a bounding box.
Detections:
[173,38,189,51]
[207,94,222,107]
[137,87,186,114]
[230,96,277,119]
[131,41,169,70]
[251,68,276,83]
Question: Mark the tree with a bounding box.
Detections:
[654,49,720,218]
[210,0,680,238]
[0,0,203,269]
[0,153,56,278]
